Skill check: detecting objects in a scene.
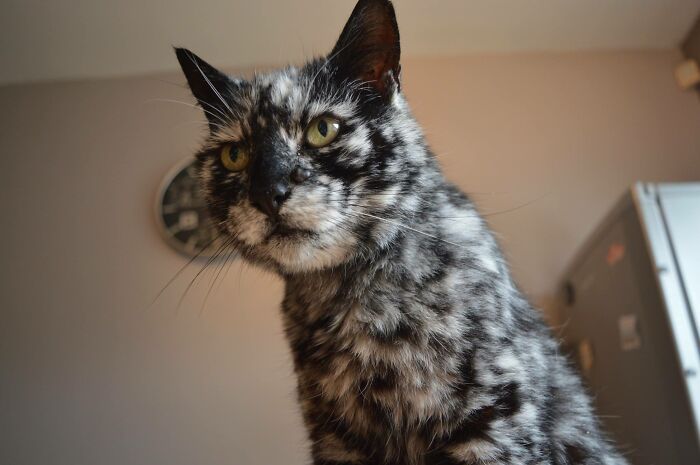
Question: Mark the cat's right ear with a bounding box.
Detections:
[328,0,401,97]
[174,47,234,126]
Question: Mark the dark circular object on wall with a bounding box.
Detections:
[155,157,223,258]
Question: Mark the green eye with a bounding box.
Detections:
[305,115,340,148]
[220,144,250,172]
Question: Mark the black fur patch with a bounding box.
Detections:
[176,1,628,464]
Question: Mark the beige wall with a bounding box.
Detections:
[1,50,699,465]
[404,51,700,304]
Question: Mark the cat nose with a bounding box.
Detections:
[250,182,290,217]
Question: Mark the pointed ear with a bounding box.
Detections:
[329,0,401,96]
[174,47,234,126]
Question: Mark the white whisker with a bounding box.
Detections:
[146,97,229,125]
[184,50,236,117]
[347,211,466,249]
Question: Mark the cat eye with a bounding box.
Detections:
[220,143,250,172]
[305,115,340,148]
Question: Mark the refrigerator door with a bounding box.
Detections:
[657,183,700,349]
[562,183,700,464]
[633,183,700,452]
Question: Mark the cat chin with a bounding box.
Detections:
[225,200,358,272]
[263,234,358,273]
[226,219,357,273]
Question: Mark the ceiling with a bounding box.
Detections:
[2,0,699,85]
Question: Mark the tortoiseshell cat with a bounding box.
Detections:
[175,1,626,463]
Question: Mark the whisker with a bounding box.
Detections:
[341,192,546,219]
[345,210,467,249]
[479,193,548,217]
[200,240,238,315]
[145,98,229,126]
[214,246,239,294]
[147,231,225,310]
[304,33,361,105]
[171,120,230,132]
[176,235,236,312]
[184,50,236,117]
[198,100,232,125]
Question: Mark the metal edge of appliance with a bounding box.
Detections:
[631,182,700,444]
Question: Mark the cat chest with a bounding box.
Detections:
[293,313,463,428]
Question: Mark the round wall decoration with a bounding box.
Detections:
[155,157,221,258]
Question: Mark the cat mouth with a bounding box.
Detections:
[266,222,315,240]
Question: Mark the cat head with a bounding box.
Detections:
[176,0,431,274]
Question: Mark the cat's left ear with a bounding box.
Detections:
[174,47,235,126]
[329,0,401,96]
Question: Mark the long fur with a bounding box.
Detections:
[176,1,627,464]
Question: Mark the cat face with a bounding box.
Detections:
[176,0,426,273]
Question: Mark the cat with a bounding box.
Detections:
[175,1,627,464]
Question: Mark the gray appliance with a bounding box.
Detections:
[560,182,700,465]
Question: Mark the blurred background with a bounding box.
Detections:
[1,1,699,464]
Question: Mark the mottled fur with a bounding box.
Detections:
[175,1,627,464]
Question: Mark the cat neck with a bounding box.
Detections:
[281,180,484,313]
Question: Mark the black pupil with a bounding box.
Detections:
[317,119,328,137]
[229,145,238,161]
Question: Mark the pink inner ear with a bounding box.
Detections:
[362,53,396,94]
[364,10,399,92]
[330,0,401,95]
[366,64,381,82]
